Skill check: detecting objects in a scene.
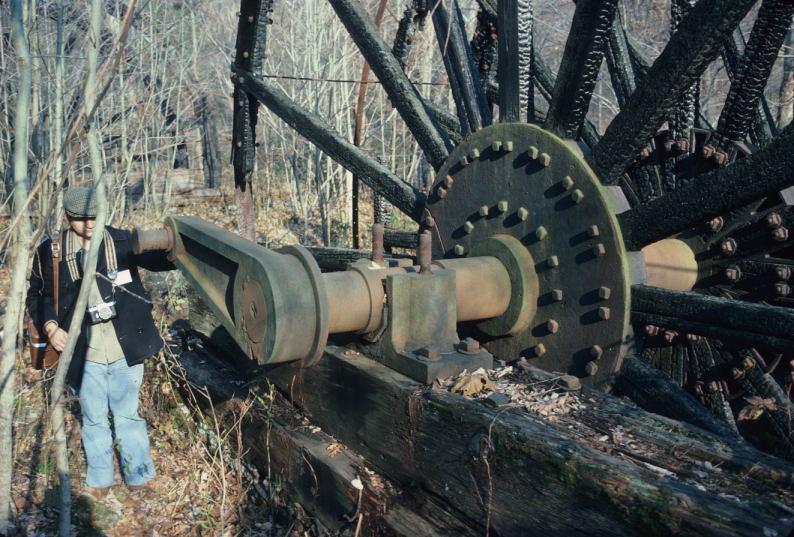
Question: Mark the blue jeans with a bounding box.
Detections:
[79,360,155,488]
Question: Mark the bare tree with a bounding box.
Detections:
[0,1,33,531]
[48,0,110,533]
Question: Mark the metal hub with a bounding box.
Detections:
[428,122,631,385]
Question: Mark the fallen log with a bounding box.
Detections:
[183,297,794,537]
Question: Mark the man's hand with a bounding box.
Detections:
[45,323,68,352]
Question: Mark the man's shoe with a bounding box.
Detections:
[82,486,111,501]
[127,478,156,493]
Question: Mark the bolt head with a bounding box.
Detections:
[497,200,509,213]
[686,333,700,342]
[551,289,564,302]
[731,367,744,380]
[535,226,548,240]
[775,266,791,280]
[590,345,603,359]
[562,176,574,190]
[492,141,503,152]
[528,146,539,159]
[548,256,560,268]
[437,186,448,199]
[587,225,600,237]
[663,330,677,343]
[470,148,480,160]
[766,212,782,228]
[457,337,481,353]
[417,345,441,361]
[720,238,737,255]
[741,356,755,370]
[546,320,559,334]
[597,307,611,320]
[597,286,611,300]
[708,217,724,232]
[724,266,740,281]
[772,227,789,242]
[463,221,475,234]
[504,141,513,152]
[593,243,606,257]
[571,189,585,204]
[248,15,255,22]
[444,175,454,188]
[243,51,249,58]
[478,205,489,217]
[517,207,529,221]
[775,282,791,296]
[533,344,547,357]
[644,325,659,336]
[454,244,465,256]
[539,153,551,167]
[559,375,581,391]
[585,361,599,376]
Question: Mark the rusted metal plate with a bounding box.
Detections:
[427,122,631,385]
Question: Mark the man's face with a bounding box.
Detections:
[68,217,96,240]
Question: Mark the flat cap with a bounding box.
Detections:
[63,186,96,218]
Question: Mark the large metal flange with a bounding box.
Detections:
[428,123,631,386]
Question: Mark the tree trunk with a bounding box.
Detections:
[49,0,111,533]
[0,1,34,531]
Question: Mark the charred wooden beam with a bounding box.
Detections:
[234,67,426,222]
[615,354,741,439]
[185,298,794,537]
[715,0,793,148]
[631,285,794,351]
[604,9,636,109]
[383,229,418,249]
[327,0,451,170]
[545,0,618,139]
[470,5,498,107]
[305,246,412,272]
[432,0,491,134]
[496,0,534,122]
[232,0,275,238]
[618,123,794,249]
[592,0,756,185]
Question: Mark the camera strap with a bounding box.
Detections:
[64,229,118,282]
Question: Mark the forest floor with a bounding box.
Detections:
[2,188,391,536]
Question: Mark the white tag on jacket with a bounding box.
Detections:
[113,269,133,286]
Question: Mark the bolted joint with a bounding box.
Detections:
[766,212,782,228]
[720,238,737,256]
[457,337,481,354]
[663,330,677,343]
[724,266,741,282]
[707,217,724,233]
[775,282,791,296]
[772,227,789,242]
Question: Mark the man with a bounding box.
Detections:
[27,186,173,497]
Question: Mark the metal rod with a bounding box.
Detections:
[372,223,385,265]
[418,230,432,275]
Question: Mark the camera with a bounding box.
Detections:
[87,301,117,325]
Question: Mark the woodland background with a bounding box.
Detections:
[0,0,792,535]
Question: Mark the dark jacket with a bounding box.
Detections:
[26,226,174,391]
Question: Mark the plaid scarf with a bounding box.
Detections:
[63,229,118,282]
